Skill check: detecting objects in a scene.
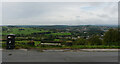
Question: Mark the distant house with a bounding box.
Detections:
[32,32,51,35]
[0,39,6,41]
[66,41,73,46]
[19,28,25,30]
[0,39,2,41]
[27,40,35,46]
[41,41,61,46]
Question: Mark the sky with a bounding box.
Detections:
[2,2,118,25]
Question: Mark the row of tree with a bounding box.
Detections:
[73,29,120,46]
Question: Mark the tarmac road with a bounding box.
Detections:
[2,49,119,62]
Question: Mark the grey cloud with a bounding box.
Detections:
[2,2,118,25]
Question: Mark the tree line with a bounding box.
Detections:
[73,29,120,46]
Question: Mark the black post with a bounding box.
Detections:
[6,34,15,49]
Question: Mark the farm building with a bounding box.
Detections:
[19,28,25,30]
[27,40,35,46]
[41,41,61,46]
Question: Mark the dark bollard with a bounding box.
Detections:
[6,34,15,49]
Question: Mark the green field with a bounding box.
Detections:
[2,28,72,37]
[2,28,49,35]
[1,26,120,49]
[45,33,71,36]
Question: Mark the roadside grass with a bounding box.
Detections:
[2,45,120,49]
[1,41,120,49]
[61,45,120,49]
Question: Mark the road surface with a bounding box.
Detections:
[2,49,119,62]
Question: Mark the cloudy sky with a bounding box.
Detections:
[2,2,118,25]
